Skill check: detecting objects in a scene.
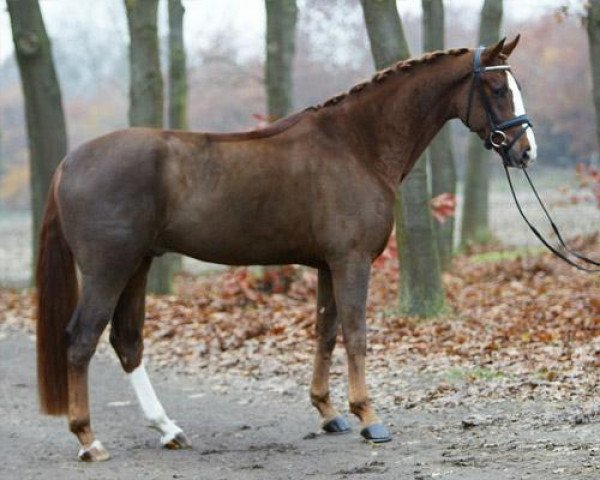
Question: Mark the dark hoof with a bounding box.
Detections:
[162,431,192,450]
[360,424,392,443]
[322,416,352,434]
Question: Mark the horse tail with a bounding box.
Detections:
[36,171,78,415]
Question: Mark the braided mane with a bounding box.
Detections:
[205,47,471,142]
[309,47,471,111]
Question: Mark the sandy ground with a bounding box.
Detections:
[2,333,600,480]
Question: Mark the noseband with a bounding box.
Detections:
[465,46,533,166]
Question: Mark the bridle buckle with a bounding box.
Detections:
[489,130,507,148]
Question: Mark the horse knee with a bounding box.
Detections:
[344,339,366,356]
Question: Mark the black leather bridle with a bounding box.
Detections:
[466,46,600,272]
[465,46,533,167]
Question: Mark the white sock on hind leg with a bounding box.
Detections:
[128,362,183,444]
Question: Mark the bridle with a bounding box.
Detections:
[466,46,600,272]
[465,46,533,166]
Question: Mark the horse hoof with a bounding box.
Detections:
[322,416,352,434]
[360,424,392,444]
[78,440,111,462]
[162,431,192,450]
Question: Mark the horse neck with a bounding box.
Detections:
[318,55,470,189]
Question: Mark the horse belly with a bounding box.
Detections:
[161,205,319,267]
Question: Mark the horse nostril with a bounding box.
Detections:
[522,147,531,160]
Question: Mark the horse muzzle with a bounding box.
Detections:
[502,144,534,169]
[484,129,534,169]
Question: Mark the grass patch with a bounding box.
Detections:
[446,367,505,382]
[469,246,546,264]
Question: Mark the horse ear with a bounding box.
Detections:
[502,34,521,57]
[482,37,506,64]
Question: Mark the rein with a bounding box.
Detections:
[468,46,600,272]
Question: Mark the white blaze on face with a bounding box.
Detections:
[506,71,538,160]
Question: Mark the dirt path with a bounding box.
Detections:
[2,333,600,479]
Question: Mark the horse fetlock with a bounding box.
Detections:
[311,390,340,420]
[69,417,90,435]
[310,390,330,407]
[349,399,377,423]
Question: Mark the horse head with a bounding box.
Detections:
[460,35,538,168]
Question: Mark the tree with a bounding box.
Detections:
[167,0,188,280]
[124,0,173,293]
[263,0,298,292]
[7,0,67,269]
[587,0,600,155]
[460,0,503,248]
[422,0,456,270]
[168,0,187,131]
[360,0,445,317]
[265,0,298,119]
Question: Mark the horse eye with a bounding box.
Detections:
[492,86,507,98]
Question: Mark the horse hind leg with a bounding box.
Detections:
[310,268,351,434]
[66,273,129,462]
[110,257,190,450]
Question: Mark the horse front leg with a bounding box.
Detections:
[331,259,392,443]
[310,268,351,434]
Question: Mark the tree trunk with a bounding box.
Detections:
[360,0,445,317]
[587,0,600,155]
[7,0,67,273]
[168,0,187,131]
[265,0,298,119]
[125,0,172,293]
[422,0,456,270]
[166,0,188,283]
[460,0,503,249]
[263,0,298,292]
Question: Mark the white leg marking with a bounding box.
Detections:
[78,439,107,458]
[128,362,183,445]
[507,71,537,160]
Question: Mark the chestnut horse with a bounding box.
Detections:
[36,36,535,461]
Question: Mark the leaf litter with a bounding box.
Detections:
[1,234,599,411]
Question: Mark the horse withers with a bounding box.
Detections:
[36,36,535,461]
